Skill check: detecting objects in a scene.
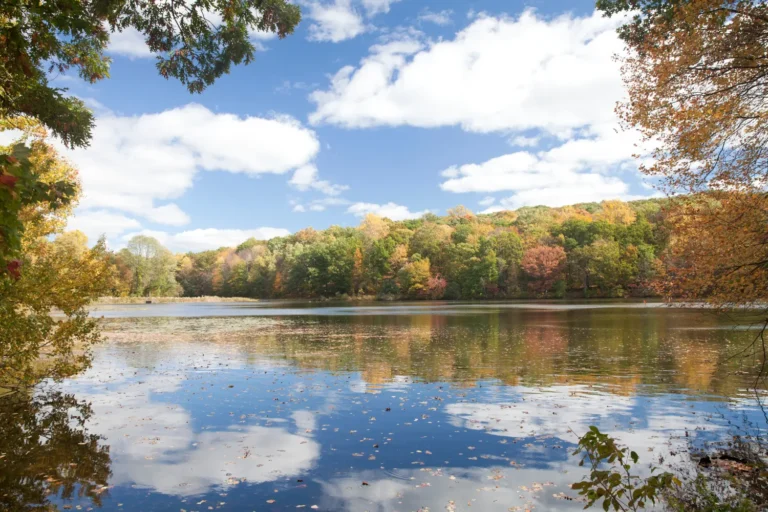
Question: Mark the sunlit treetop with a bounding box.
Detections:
[0,0,301,148]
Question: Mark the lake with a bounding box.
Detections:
[3,302,766,511]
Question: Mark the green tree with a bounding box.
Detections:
[121,235,178,297]
[410,222,453,273]
[0,134,113,390]
[491,231,524,296]
[1,0,301,147]
[397,257,431,298]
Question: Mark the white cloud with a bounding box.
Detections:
[306,8,656,209]
[478,196,495,207]
[304,0,367,42]
[439,126,647,207]
[146,203,190,226]
[318,466,583,512]
[360,0,401,16]
[59,104,319,226]
[417,8,453,25]
[289,164,349,195]
[309,9,625,133]
[121,227,290,252]
[107,27,153,58]
[510,134,540,147]
[293,197,350,212]
[347,202,429,220]
[66,210,142,241]
[64,353,320,497]
[275,80,316,94]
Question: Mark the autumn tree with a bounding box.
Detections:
[398,257,431,298]
[359,213,390,241]
[410,223,453,273]
[351,247,364,295]
[165,201,669,302]
[0,130,113,389]
[595,200,636,226]
[521,245,567,297]
[599,0,768,308]
[53,230,89,259]
[0,121,77,276]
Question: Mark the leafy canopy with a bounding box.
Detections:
[598,0,768,309]
[0,0,301,147]
[0,127,113,390]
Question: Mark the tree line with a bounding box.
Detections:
[104,199,670,300]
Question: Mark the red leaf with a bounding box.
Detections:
[6,260,21,279]
[0,174,18,189]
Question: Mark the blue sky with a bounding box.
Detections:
[44,0,655,252]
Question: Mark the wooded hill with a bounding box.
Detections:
[110,198,670,300]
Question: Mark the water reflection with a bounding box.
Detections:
[0,390,111,511]
[7,305,768,510]
[62,353,322,498]
[100,306,762,396]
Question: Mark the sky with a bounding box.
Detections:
[39,0,657,252]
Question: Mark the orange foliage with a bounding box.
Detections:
[521,245,566,296]
[660,193,768,308]
[614,0,768,306]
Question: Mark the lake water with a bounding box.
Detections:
[3,302,767,511]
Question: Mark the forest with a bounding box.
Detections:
[103,198,670,300]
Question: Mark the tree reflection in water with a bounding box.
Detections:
[0,390,111,511]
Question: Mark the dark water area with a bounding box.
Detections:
[3,302,767,511]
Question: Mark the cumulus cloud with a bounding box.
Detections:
[510,134,541,147]
[292,197,350,212]
[440,126,645,208]
[59,104,319,226]
[309,9,625,133]
[417,8,453,25]
[478,196,496,207]
[360,0,401,16]
[289,164,349,195]
[305,8,658,207]
[66,210,142,241]
[108,27,153,58]
[347,202,430,220]
[304,0,367,42]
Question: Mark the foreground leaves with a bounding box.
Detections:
[571,426,679,511]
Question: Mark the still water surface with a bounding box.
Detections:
[3,302,767,511]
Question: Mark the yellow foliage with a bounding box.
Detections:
[359,213,390,241]
[595,200,636,226]
[0,130,112,390]
[614,0,768,306]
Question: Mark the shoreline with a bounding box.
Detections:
[94,296,261,304]
[94,295,663,305]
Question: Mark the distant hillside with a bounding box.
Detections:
[106,198,668,300]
